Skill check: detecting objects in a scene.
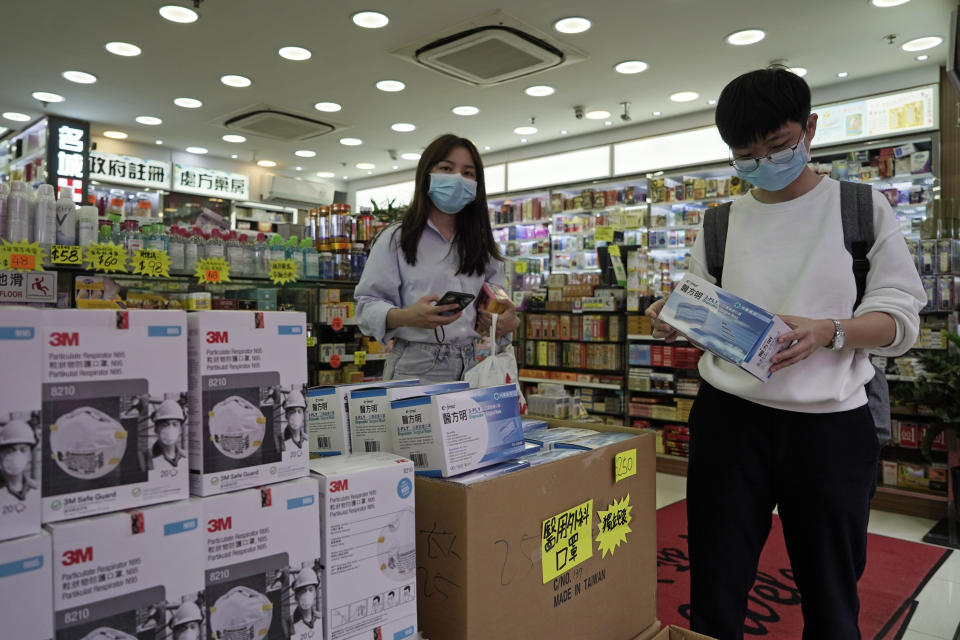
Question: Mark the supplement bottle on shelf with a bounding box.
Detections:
[226,230,244,274]
[206,228,225,260]
[76,206,98,248]
[253,232,268,277]
[268,234,286,264]
[185,227,203,271]
[167,226,185,272]
[301,237,319,279]
[286,236,304,275]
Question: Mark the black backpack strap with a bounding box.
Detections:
[702,202,732,287]
[839,181,876,309]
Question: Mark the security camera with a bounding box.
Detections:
[388,149,398,161]
[574,106,584,120]
[620,102,632,122]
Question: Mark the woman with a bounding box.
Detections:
[355,134,519,383]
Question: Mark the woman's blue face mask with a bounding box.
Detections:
[428,172,477,214]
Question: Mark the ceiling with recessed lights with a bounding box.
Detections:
[0,0,954,182]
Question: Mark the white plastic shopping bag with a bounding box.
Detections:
[464,313,527,412]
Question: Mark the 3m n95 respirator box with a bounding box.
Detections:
[390,384,525,477]
[349,381,469,455]
[188,311,308,496]
[659,273,792,381]
[47,499,205,640]
[311,453,417,640]
[0,529,53,640]
[0,307,43,541]
[40,309,189,523]
[202,477,322,640]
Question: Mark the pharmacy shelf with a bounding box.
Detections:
[320,352,387,364]
[629,390,699,399]
[626,334,691,344]
[648,195,743,206]
[492,219,552,229]
[524,337,624,344]
[863,172,935,185]
[518,377,622,391]
[585,408,626,418]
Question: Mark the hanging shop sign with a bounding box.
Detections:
[89,151,171,189]
[47,117,90,204]
[173,164,250,200]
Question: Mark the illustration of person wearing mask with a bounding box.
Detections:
[292,567,320,636]
[371,595,382,613]
[283,390,307,450]
[151,400,186,468]
[169,601,203,640]
[0,419,38,502]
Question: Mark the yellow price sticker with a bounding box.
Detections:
[85,242,128,273]
[195,258,230,284]
[51,244,83,266]
[614,448,636,483]
[607,245,621,258]
[541,499,593,583]
[0,240,45,272]
[353,350,367,366]
[595,226,615,243]
[596,495,633,558]
[306,336,317,348]
[268,259,299,285]
[133,249,171,278]
[513,261,527,274]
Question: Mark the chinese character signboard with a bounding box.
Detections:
[46,116,90,204]
[89,151,171,190]
[0,270,57,304]
[173,164,250,200]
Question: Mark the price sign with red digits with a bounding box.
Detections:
[0,240,45,272]
[195,258,230,284]
[331,316,344,331]
[330,354,342,368]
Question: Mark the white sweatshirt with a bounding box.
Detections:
[688,176,926,414]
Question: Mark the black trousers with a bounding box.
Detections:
[687,382,880,640]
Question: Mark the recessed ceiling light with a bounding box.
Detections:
[484,145,492,150]
[257,160,276,167]
[604,121,612,126]
[376,80,405,92]
[652,111,662,116]
[222,134,246,143]
[295,150,316,158]
[295,166,302,171]
[106,41,141,56]
[917,54,929,61]
[669,91,699,103]
[343,176,349,180]
[316,171,335,178]
[174,97,202,108]
[186,146,207,154]
[32,91,64,103]
[513,126,538,135]
[452,105,479,116]
[788,67,808,77]
[339,137,363,146]
[352,11,389,28]
[62,70,97,84]
[3,112,31,122]
[560,130,568,135]
[314,101,342,112]
[524,85,555,97]
[392,165,399,169]
[104,130,128,139]
[520,138,528,143]
[901,36,942,52]
[553,17,592,34]
[391,122,416,132]
[221,74,252,87]
[367,171,373,175]
[707,99,717,105]
[278,46,312,61]
[231,154,238,159]
[155,140,163,145]
[585,110,611,120]
[725,29,766,46]
[401,152,420,160]
[837,71,849,78]
[159,5,199,23]
[357,162,375,170]
[135,116,162,126]
[614,60,648,74]
[871,0,910,6]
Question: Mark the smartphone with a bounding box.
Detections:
[435,291,475,316]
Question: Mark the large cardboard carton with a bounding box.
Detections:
[311,453,417,640]
[415,431,656,640]
[40,309,189,522]
[202,477,322,640]
[47,499,204,640]
[0,529,53,640]
[0,307,43,540]
[187,311,309,496]
[652,625,717,639]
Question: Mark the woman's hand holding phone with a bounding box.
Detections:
[390,295,463,329]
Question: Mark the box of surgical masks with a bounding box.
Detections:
[515,447,585,467]
[307,379,419,457]
[0,529,52,640]
[659,273,792,381]
[390,384,525,477]
[553,432,640,451]
[187,311,308,496]
[47,499,204,640]
[349,382,469,454]
[202,477,322,640]
[311,453,417,640]
[447,460,530,484]
[0,308,43,541]
[524,427,598,451]
[40,309,189,523]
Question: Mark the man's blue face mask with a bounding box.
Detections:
[731,131,809,192]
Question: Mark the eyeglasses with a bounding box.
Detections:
[729,131,806,173]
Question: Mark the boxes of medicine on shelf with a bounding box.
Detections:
[936,239,960,273]
[527,394,572,419]
[0,530,52,640]
[650,372,675,393]
[897,423,920,448]
[630,344,652,367]
[919,424,949,451]
[881,459,899,486]
[48,499,204,640]
[187,311,308,497]
[675,398,695,422]
[202,477,321,640]
[319,288,341,303]
[938,276,958,311]
[921,277,937,312]
[920,240,937,275]
[40,309,188,523]
[652,405,678,421]
[898,461,947,493]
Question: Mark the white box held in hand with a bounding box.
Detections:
[188,311,308,496]
[0,530,53,640]
[0,307,43,541]
[659,273,792,381]
[390,384,525,477]
[47,499,204,640]
[311,453,417,640]
[40,309,189,523]
[202,477,322,640]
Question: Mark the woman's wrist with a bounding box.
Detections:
[386,307,408,330]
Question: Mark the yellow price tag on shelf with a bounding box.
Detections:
[268,259,299,285]
[85,242,128,273]
[306,336,317,348]
[608,245,621,258]
[514,261,527,274]
[195,258,230,284]
[51,245,83,266]
[0,240,45,272]
[133,249,171,278]
[614,449,636,483]
[353,351,367,366]
[541,499,593,583]
[596,495,633,558]
[595,226,615,243]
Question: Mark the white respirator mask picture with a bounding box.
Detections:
[1,449,29,476]
[80,628,137,640]
[377,509,416,580]
[210,586,273,640]
[50,406,127,479]
[208,395,267,459]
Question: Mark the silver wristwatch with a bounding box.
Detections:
[828,319,846,350]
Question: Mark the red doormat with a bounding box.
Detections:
[657,500,953,639]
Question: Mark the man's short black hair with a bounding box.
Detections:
[715,66,811,149]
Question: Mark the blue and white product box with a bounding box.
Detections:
[390,384,525,477]
[515,448,585,466]
[40,310,189,523]
[0,308,42,540]
[554,432,639,451]
[0,529,52,640]
[47,499,204,640]
[447,460,530,484]
[659,273,792,381]
[308,379,420,457]
[350,382,470,454]
[311,453,417,640]
[187,311,309,496]
[519,418,549,434]
[203,477,322,640]
[524,427,598,451]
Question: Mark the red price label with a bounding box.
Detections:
[10,253,35,270]
[205,269,221,283]
[331,316,344,331]
[330,354,342,368]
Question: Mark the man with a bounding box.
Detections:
[151,400,186,468]
[283,389,307,450]
[169,601,203,640]
[0,419,38,502]
[647,66,924,639]
[292,567,320,636]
